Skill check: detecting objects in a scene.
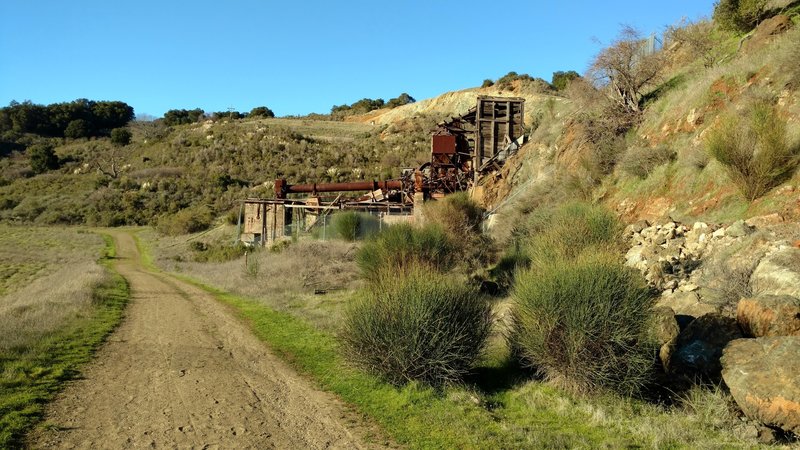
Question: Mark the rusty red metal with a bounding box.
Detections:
[275,179,403,198]
[431,134,456,155]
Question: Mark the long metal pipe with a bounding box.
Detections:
[275,179,403,198]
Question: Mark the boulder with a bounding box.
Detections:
[648,306,680,371]
[725,219,754,238]
[751,246,800,298]
[745,213,784,229]
[737,295,800,337]
[722,337,800,434]
[656,291,717,320]
[671,314,743,380]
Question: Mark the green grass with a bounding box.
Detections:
[0,233,130,448]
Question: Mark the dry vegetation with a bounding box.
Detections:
[143,228,361,331]
[0,226,107,350]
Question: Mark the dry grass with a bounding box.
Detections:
[144,229,361,331]
[0,226,106,352]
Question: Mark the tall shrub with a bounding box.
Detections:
[341,268,492,386]
[706,101,800,201]
[525,201,623,268]
[330,211,379,241]
[511,253,656,395]
[356,223,455,282]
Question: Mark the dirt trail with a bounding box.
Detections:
[30,230,382,449]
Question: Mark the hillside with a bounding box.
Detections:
[4,3,800,447]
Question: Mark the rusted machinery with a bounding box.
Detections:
[239,95,525,245]
[420,95,525,195]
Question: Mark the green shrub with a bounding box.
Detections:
[551,70,580,91]
[525,201,623,269]
[341,267,492,386]
[713,0,766,32]
[28,143,59,174]
[423,192,483,236]
[619,145,676,179]
[423,193,496,271]
[510,253,657,395]
[191,241,248,262]
[156,206,214,236]
[330,211,379,241]
[110,127,132,146]
[705,100,800,201]
[356,223,455,283]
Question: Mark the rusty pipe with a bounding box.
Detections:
[275,179,403,198]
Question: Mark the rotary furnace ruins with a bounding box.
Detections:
[238,96,525,245]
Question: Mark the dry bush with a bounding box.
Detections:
[779,27,800,88]
[588,26,666,115]
[705,99,800,201]
[619,145,677,178]
[666,19,720,68]
[683,147,711,171]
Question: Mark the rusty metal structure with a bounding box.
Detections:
[420,95,525,194]
[239,96,525,245]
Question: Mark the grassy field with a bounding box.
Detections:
[140,230,776,449]
[0,226,129,448]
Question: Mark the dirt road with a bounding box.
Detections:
[30,231,381,449]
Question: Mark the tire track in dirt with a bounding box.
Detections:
[29,230,385,449]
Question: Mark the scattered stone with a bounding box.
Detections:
[737,295,800,337]
[671,314,743,380]
[721,337,800,435]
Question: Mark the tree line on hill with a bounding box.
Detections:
[162,106,275,126]
[0,99,134,139]
[330,93,416,119]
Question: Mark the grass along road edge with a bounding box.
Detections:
[132,231,678,449]
[0,232,130,448]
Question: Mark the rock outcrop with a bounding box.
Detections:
[737,295,800,337]
[751,246,800,298]
[722,337,800,435]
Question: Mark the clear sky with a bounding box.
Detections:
[0,1,716,118]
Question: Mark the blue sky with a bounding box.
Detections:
[0,1,715,118]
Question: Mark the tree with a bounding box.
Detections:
[65,119,91,139]
[249,106,275,118]
[713,0,767,32]
[551,71,580,91]
[481,79,494,88]
[110,127,132,146]
[91,101,135,132]
[163,108,205,126]
[28,142,59,173]
[588,26,665,116]
[386,93,416,109]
